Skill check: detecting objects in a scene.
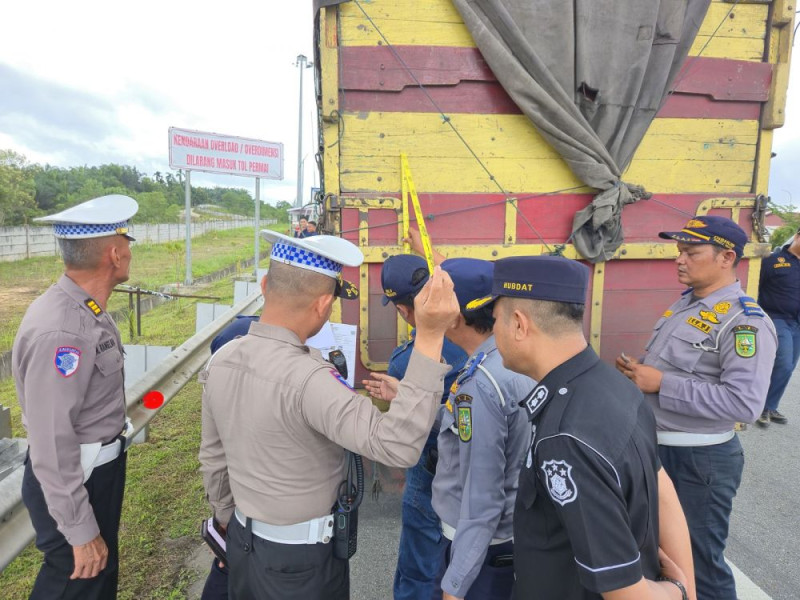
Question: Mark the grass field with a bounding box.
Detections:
[0,226,288,598]
[0,275,260,599]
[0,224,287,354]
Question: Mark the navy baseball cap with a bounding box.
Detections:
[440,258,494,310]
[381,254,429,305]
[465,255,589,311]
[658,215,747,258]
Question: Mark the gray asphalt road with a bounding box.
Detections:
[189,370,800,599]
[727,370,800,600]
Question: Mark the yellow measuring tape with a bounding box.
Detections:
[400,153,435,274]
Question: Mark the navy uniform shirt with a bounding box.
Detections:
[513,346,660,599]
[387,329,467,402]
[432,336,533,597]
[210,315,259,354]
[759,245,800,322]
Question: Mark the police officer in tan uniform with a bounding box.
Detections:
[199,230,460,600]
[13,195,138,600]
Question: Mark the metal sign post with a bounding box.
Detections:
[184,170,192,285]
[254,177,261,276]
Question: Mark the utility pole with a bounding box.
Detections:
[295,54,313,209]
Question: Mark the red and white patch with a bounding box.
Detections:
[54,346,82,377]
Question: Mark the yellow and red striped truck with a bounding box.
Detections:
[313,0,795,381]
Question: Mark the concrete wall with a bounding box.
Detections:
[0,217,276,262]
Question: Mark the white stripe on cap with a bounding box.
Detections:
[271,240,343,278]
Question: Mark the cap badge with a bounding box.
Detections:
[685,219,707,228]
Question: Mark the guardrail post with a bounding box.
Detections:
[0,405,10,440]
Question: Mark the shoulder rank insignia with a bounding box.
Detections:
[662,309,673,318]
[84,298,102,315]
[456,352,485,386]
[738,296,765,317]
[713,301,731,314]
[733,325,757,358]
[457,405,472,442]
[699,310,720,324]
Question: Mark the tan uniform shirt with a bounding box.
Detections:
[12,274,126,545]
[199,321,449,526]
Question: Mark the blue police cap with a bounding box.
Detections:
[659,215,747,258]
[441,258,494,310]
[381,254,429,306]
[465,255,589,311]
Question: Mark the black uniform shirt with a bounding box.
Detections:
[513,346,661,599]
[759,245,800,322]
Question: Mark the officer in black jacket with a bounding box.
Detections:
[466,255,693,600]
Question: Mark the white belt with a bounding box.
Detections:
[441,521,512,546]
[235,507,334,545]
[657,430,735,447]
[79,419,133,482]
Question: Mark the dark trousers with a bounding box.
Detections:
[227,515,349,600]
[659,437,744,600]
[439,539,514,600]
[200,559,229,600]
[22,450,127,600]
[394,431,443,600]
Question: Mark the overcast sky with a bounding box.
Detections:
[0,1,797,208]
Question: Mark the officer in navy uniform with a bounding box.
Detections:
[363,254,467,600]
[471,256,693,600]
[617,216,777,600]
[432,258,533,600]
[756,226,800,427]
[13,195,138,600]
[200,231,461,600]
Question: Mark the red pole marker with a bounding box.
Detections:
[142,390,164,410]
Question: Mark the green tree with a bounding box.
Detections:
[0,150,38,225]
[768,201,800,248]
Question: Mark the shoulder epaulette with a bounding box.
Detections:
[739,296,765,317]
[456,352,485,386]
[84,298,102,315]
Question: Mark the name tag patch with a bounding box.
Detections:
[686,316,712,333]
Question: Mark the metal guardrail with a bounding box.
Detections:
[0,290,264,572]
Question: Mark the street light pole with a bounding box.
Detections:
[295,54,313,209]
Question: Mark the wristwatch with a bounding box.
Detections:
[656,576,688,600]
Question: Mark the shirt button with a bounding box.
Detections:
[558,387,568,395]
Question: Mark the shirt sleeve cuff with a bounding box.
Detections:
[441,564,469,597]
[61,517,100,547]
[657,373,685,411]
[215,505,235,528]
[403,350,450,393]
